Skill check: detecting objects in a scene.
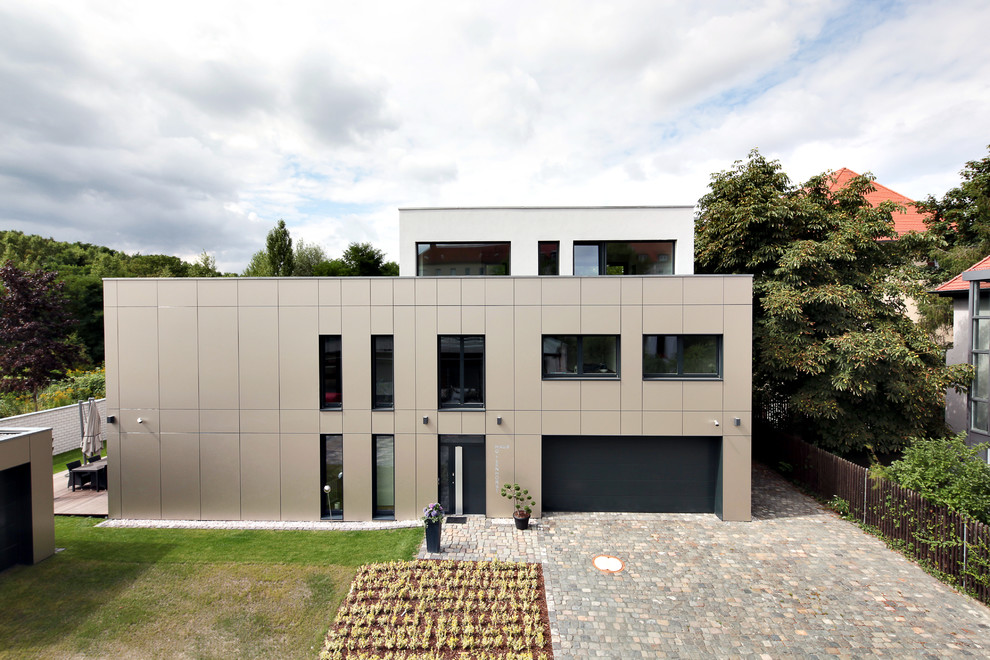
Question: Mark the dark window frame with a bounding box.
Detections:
[320,335,343,409]
[321,434,343,520]
[538,241,560,276]
[372,434,395,520]
[438,335,486,409]
[542,335,621,379]
[643,335,723,380]
[371,335,394,410]
[416,241,511,276]
[573,240,675,275]
[970,286,990,434]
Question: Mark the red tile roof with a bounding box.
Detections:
[934,254,990,295]
[826,168,930,236]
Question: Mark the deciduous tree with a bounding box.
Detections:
[0,262,82,410]
[265,219,294,276]
[696,150,970,454]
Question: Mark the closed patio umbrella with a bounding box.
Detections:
[81,398,102,459]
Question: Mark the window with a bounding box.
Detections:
[373,435,395,519]
[321,434,343,520]
[438,336,485,408]
[573,241,674,275]
[320,336,342,409]
[538,241,559,275]
[372,336,394,409]
[417,242,510,276]
[971,288,990,432]
[643,335,721,379]
[542,335,619,378]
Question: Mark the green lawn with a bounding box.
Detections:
[0,517,423,659]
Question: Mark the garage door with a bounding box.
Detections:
[542,436,720,513]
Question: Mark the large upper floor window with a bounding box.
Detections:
[438,336,485,408]
[417,242,510,276]
[542,335,619,378]
[372,335,394,410]
[538,241,559,276]
[320,335,342,409]
[573,240,674,275]
[971,288,990,432]
[643,335,721,379]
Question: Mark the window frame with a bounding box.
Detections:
[372,434,395,520]
[371,335,394,410]
[541,335,621,379]
[415,241,511,276]
[321,434,343,520]
[538,241,560,276]
[970,285,990,434]
[438,335,486,409]
[642,334,723,380]
[319,335,343,410]
[572,240,675,275]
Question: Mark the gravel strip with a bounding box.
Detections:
[98,518,423,531]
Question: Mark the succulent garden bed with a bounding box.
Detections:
[320,559,554,660]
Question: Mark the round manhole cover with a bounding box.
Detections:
[592,555,624,573]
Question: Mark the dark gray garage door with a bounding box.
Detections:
[542,435,721,513]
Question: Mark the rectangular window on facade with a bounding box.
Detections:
[538,241,560,275]
[643,335,721,378]
[573,241,675,275]
[438,336,485,408]
[321,434,343,520]
[320,335,342,409]
[971,288,990,432]
[373,435,395,519]
[416,242,510,276]
[542,335,620,378]
[372,335,394,409]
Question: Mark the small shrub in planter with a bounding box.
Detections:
[500,483,534,529]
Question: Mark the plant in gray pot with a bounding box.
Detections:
[500,483,535,529]
[422,502,444,552]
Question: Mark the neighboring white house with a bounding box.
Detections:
[399,206,695,277]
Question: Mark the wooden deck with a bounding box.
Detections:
[53,470,108,516]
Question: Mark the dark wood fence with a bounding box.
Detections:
[760,431,990,605]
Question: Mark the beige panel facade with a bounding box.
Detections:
[105,274,752,522]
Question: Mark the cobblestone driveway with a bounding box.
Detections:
[420,464,990,657]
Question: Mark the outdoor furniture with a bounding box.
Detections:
[67,460,93,491]
[85,453,102,464]
[70,458,107,492]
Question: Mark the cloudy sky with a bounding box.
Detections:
[1,0,988,273]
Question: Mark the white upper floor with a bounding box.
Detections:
[398,206,695,277]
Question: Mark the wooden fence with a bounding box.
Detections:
[760,431,990,605]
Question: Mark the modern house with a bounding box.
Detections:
[0,427,55,571]
[935,256,990,460]
[104,207,753,522]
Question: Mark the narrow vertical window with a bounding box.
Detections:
[372,335,394,409]
[971,287,990,432]
[373,435,395,519]
[320,335,342,409]
[539,241,559,275]
[321,434,343,520]
[573,243,602,276]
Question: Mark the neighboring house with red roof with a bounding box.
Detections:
[826,168,930,236]
[935,256,990,460]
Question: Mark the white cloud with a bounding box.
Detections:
[0,0,987,272]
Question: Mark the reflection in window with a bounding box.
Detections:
[972,287,990,432]
[417,242,510,276]
[439,336,485,408]
[372,336,394,409]
[320,336,342,409]
[573,241,674,275]
[539,241,560,275]
[373,435,395,519]
[542,335,619,378]
[643,335,721,378]
[321,434,343,520]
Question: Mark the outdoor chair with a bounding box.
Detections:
[86,453,102,463]
[66,460,92,491]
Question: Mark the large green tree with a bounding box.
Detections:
[265,219,294,276]
[696,150,970,454]
[0,262,83,409]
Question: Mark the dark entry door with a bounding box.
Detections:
[439,435,486,515]
[542,435,720,513]
[0,463,33,571]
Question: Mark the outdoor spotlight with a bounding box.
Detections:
[713,419,719,427]
[137,417,144,424]
[496,416,502,425]
[734,417,741,426]
[423,415,429,424]
[106,416,115,424]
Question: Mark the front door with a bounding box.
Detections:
[438,435,486,515]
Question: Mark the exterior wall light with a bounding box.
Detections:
[496,416,502,425]
[422,415,429,425]
[734,417,741,426]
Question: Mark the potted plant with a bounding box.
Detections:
[422,502,444,552]
[500,483,535,529]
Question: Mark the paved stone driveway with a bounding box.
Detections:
[420,464,990,657]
